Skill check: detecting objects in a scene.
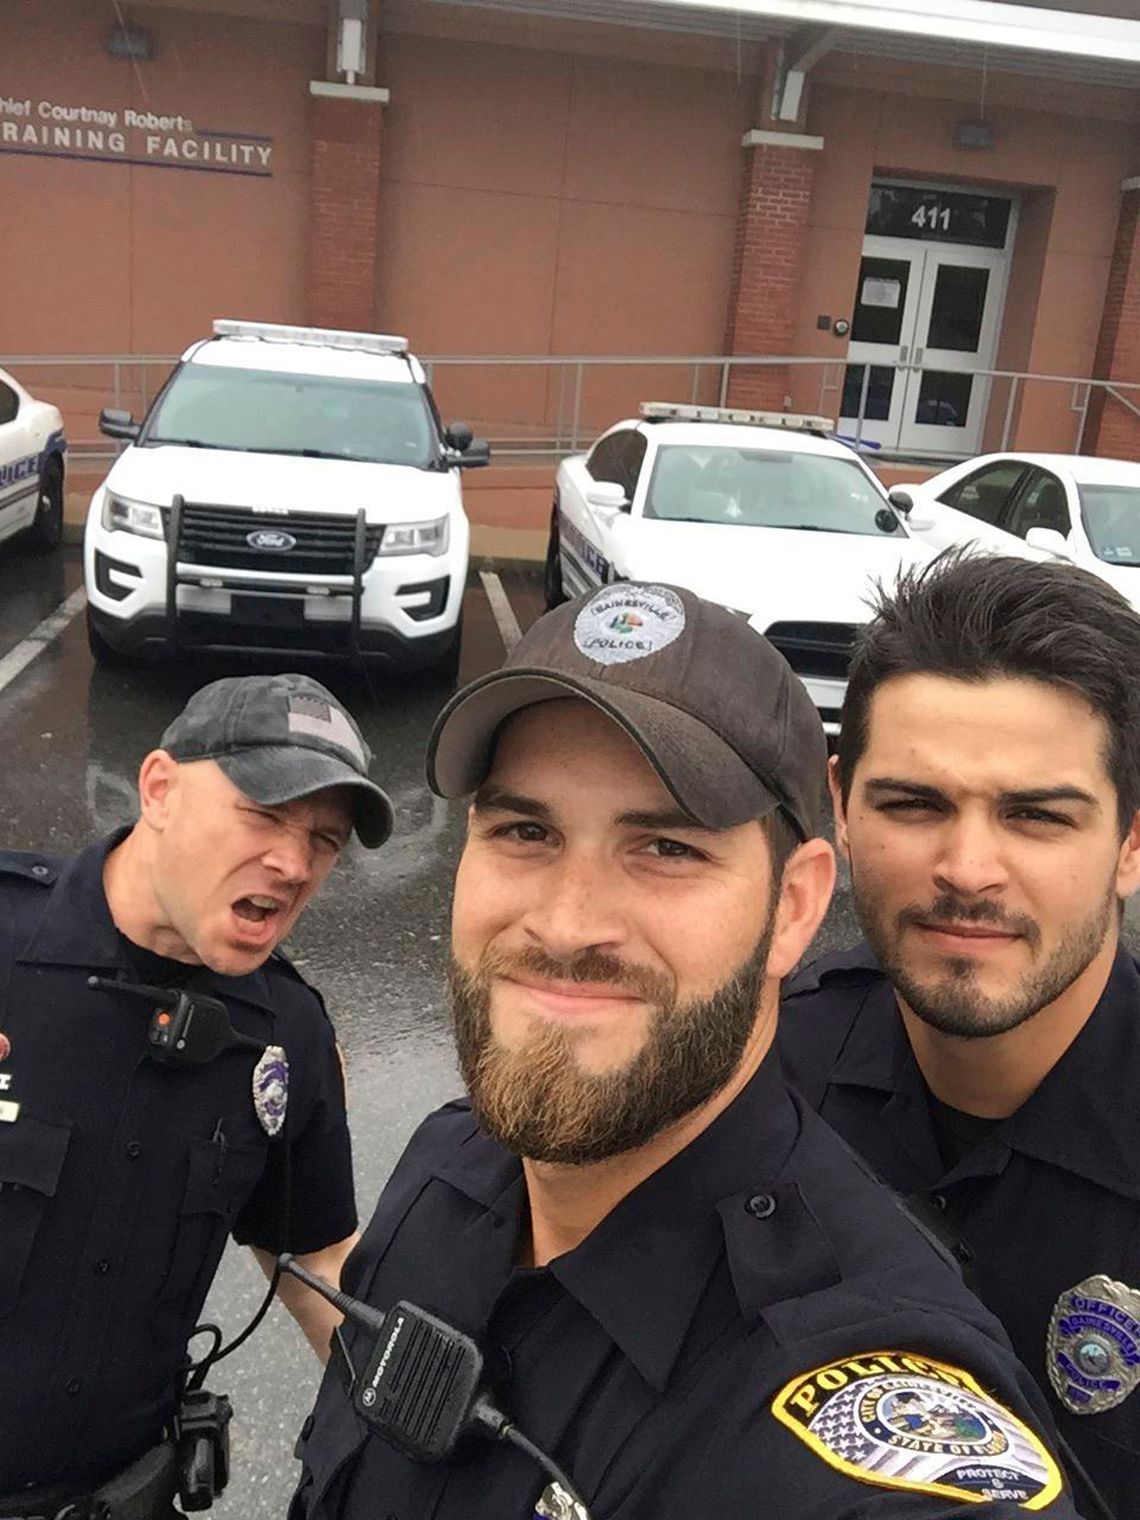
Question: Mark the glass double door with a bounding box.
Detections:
[840,236,1008,456]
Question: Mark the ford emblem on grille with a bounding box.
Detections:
[246,529,297,551]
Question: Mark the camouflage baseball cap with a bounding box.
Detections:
[161,673,393,847]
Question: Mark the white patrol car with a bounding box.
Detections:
[547,402,930,733]
[0,365,67,553]
[84,320,488,674]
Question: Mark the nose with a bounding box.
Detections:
[523,847,628,962]
[932,813,1007,900]
[262,827,314,888]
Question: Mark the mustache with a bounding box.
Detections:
[898,894,1039,943]
[469,943,676,1006]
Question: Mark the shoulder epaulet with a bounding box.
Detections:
[784,941,883,1000]
[0,851,61,888]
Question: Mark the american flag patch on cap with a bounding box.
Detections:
[287,694,368,769]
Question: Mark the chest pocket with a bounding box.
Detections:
[0,1114,72,1320]
[157,1137,266,1310]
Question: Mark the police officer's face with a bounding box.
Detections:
[835,673,1140,1038]
[449,700,831,1163]
[140,757,353,973]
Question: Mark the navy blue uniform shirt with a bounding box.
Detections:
[291,1051,1083,1520]
[780,943,1140,1518]
[0,834,357,1493]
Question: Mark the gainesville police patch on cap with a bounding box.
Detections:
[772,1351,1062,1509]
[572,585,684,666]
[1048,1274,1140,1414]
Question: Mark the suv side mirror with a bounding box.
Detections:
[455,438,490,469]
[99,408,141,441]
[445,421,474,453]
[887,486,915,514]
[585,480,629,512]
[1026,526,1071,559]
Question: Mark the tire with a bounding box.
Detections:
[26,456,64,553]
[543,513,565,610]
[86,607,128,668]
[432,612,463,685]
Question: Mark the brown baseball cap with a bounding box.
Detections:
[427,583,826,839]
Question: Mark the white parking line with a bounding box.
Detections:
[479,570,523,653]
[0,586,87,696]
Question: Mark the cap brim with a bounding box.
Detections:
[216,747,394,848]
[427,668,784,830]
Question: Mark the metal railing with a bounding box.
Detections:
[5,352,1140,466]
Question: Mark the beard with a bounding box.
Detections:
[448,925,774,1165]
[853,874,1117,1039]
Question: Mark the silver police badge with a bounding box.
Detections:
[252,1045,289,1137]
[533,1483,590,1520]
[1048,1274,1140,1414]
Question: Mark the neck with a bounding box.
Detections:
[898,930,1118,1118]
[519,998,777,1268]
[103,826,198,963]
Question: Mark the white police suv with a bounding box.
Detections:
[0,365,66,553]
[84,321,487,674]
[547,403,929,733]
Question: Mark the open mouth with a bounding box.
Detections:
[232,894,286,931]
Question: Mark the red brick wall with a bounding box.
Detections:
[724,141,818,410]
[1086,187,1140,460]
[307,95,384,331]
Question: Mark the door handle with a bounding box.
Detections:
[914,347,925,366]
[898,346,909,365]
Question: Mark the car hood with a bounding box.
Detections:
[101,445,459,521]
[623,520,929,623]
[1084,556,1140,610]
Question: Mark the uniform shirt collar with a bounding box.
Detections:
[431,1053,823,1393]
[18,828,275,1013]
[829,940,1140,1201]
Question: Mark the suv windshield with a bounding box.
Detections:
[643,445,896,534]
[1080,484,1140,567]
[144,364,438,467]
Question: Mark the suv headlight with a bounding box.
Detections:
[378,516,449,558]
[102,492,165,540]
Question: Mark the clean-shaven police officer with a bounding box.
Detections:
[292,583,1086,1520]
[0,673,392,1520]
[780,551,1140,1519]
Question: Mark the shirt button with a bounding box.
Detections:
[31,864,49,877]
[94,1259,110,1276]
[746,1193,777,1220]
[953,1240,974,1265]
[65,1379,82,1395]
[932,1193,948,1211]
[126,1140,142,1159]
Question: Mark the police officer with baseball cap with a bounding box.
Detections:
[291,584,1085,1520]
[0,672,391,1519]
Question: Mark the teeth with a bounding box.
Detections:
[248,896,278,910]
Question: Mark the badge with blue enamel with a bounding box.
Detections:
[1048,1274,1140,1414]
[253,1045,289,1137]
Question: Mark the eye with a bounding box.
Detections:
[489,820,551,845]
[643,837,707,861]
[1009,807,1073,828]
[876,798,941,816]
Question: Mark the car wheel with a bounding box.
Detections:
[26,457,64,553]
[543,513,564,610]
[85,607,128,668]
[432,612,463,686]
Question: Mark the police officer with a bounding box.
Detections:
[779,551,1140,1518]
[292,584,1085,1519]
[0,673,392,1520]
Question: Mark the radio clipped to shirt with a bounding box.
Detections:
[87,977,266,1067]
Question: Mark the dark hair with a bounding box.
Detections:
[836,548,1140,835]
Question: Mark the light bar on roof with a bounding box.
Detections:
[639,401,833,433]
[211,319,409,357]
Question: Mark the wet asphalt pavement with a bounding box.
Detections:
[2,543,1136,1517]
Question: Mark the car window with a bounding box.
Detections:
[587,432,626,487]
[939,460,1026,525]
[1002,471,1070,540]
[143,366,438,466]
[613,431,647,500]
[643,445,897,535]
[0,382,19,426]
[1079,484,1140,567]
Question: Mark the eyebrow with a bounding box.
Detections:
[472,790,718,834]
[864,777,1100,809]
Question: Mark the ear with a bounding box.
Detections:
[827,754,851,863]
[137,750,181,830]
[765,837,836,982]
[1115,808,1140,902]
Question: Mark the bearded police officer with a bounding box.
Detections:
[291,583,1086,1520]
[0,673,392,1520]
[780,551,1140,1518]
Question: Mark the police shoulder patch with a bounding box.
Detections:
[772,1350,1062,1510]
